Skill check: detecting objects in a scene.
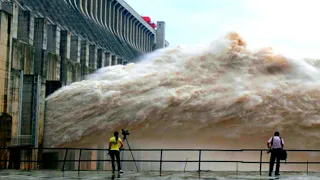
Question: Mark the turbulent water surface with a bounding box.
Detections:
[44,32,320,152]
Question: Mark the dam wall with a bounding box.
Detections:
[0,0,168,170]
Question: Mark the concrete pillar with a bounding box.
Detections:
[74,149,80,171]
[89,43,97,69]
[140,28,144,52]
[123,12,129,43]
[110,1,117,34]
[111,55,117,65]
[151,33,155,51]
[151,33,154,52]
[47,24,60,55]
[90,145,97,170]
[97,49,105,68]
[135,23,140,51]
[150,33,154,52]
[118,8,125,40]
[75,0,81,10]
[70,34,81,63]
[33,17,48,76]
[101,49,106,68]
[146,31,149,52]
[165,40,169,47]
[138,25,143,51]
[147,32,152,52]
[146,31,151,52]
[82,0,90,18]
[78,0,86,17]
[136,24,140,50]
[114,3,119,36]
[87,0,94,21]
[10,2,18,39]
[131,19,135,46]
[156,21,166,50]
[141,27,145,52]
[101,0,107,28]
[18,9,34,45]
[128,17,135,47]
[139,24,144,50]
[80,39,89,77]
[21,75,42,147]
[68,0,77,10]
[118,58,123,65]
[92,0,98,23]
[132,20,137,47]
[134,21,140,49]
[142,28,147,52]
[0,7,10,113]
[105,52,111,66]
[97,0,103,25]
[140,26,144,51]
[0,1,19,142]
[113,3,121,37]
[9,69,23,143]
[59,30,71,86]
[127,17,132,44]
[22,14,47,149]
[97,144,107,170]
[107,0,113,30]
[116,8,121,36]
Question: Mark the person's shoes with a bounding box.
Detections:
[269,173,272,176]
[275,173,280,176]
[119,170,123,173]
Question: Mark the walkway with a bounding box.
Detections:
[0,170,319,180]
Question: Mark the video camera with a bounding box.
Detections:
[122,129,129,137]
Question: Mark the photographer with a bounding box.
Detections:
[267,131,284,176]
[108,131,124,173]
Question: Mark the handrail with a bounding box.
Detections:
[0,147,319,174]
[2,147,320,151]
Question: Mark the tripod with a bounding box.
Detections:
[121,135,139,172]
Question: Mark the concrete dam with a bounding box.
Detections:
[0,0,168,170]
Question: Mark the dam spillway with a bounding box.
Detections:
[0,0,168,169]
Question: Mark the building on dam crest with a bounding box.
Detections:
[0,0,168,169]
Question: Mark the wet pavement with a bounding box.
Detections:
[0,170,319,180]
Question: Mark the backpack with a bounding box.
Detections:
[271,137,287,161]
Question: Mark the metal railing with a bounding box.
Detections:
[1,147,320,175]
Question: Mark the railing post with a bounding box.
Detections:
[78,149,82,173]
[28,148,32,170]
[307,160,309,175]
[259,150,262,175]
[198,150,201,173]
[26,148,30,170]
[4,147,8,169]
[62,148,69,172]
[160,149,163,175]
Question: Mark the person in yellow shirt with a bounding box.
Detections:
[108,131,124,173]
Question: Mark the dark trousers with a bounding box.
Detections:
[110,150,121,171]
[269,148,282,175]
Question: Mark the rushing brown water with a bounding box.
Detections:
[44,32,320,169]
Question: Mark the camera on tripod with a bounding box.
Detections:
[122,129,129,137]
[118,128,139,172]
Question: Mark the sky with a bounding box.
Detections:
[124,0,320,59]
